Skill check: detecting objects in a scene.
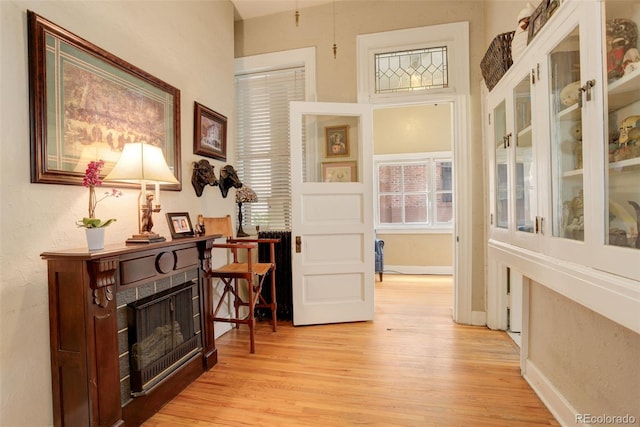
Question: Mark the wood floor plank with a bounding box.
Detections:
[143,275,559,426]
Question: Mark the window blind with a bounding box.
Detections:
[235,67,305,231]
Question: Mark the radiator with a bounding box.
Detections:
[257,231,292,320]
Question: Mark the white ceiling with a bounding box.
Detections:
[231,0,335,21]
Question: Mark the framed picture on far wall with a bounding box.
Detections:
[322,161,357,182]
[194,101,227,161]
[325,125,350,157]
[166,212,194,239]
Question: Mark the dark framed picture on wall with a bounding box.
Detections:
[166,212,195,239]
[27,11,181,189]
[194,102,227,161]
[325,125,350,157]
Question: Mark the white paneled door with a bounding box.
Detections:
[290,101,374,326]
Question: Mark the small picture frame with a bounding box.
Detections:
[194,101,227,161]
[325,125,350,157]
[166,212,195,239]
[322,161,357,182]
[527,1,548,44]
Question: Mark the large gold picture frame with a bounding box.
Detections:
[28,11,182,190]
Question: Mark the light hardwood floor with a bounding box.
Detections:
[143,274,559,426]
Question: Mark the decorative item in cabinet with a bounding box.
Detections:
[605,18,638,82]
[609,115,640,162]
[563,189,584,240]
[481,31,515,91]
[559,122,583,170]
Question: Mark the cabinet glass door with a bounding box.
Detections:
[549,27,583,240]
[604,1,640,251]
[513,75,535,234]
[494,100,508,229]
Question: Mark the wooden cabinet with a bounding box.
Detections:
[41,236,219,427]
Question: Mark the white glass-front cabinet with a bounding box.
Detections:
[593,0,640,280]
[486,0,640,281]
[487,63,540,252]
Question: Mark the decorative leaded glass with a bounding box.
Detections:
[375,47,448,93]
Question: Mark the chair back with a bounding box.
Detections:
[203,215,234,239]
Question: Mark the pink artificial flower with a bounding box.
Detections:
[82,160,105,187]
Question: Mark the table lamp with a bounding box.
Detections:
[235,186,257,237]
[105,142,179,243]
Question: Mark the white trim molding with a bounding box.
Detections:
[524,360,579,427]
[356,21,473,325]
[235,47,317,102]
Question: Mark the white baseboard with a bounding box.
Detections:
[524,359,578,427]
[384,265,453,275]
[470,310,486,326]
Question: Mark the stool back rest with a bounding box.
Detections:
[203,215,234,240]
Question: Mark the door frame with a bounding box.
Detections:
[356,21,476,325]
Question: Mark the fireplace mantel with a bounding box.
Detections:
[41,235,220,427]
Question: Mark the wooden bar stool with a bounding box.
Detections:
[203,215,279,353]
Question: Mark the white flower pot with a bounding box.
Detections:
[85,227,105,251]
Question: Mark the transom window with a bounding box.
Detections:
[375,46,448,93]
[376,153,453,229]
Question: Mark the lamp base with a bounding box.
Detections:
[126,233,166,244]
[236,227,250,238]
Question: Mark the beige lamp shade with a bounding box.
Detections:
[104,142,179,184]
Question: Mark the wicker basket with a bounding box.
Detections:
[481,31,515,91]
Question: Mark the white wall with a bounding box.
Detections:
[0,1,235,425]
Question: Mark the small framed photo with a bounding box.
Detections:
[166,212,195,239]
[194,101,227,161]
[325,125,350,157]
[322,161,357,182]
[527,1,548,44]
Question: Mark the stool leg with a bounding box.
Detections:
[248,277,255,353]
[270,269,277,332]
[234,279,240,329]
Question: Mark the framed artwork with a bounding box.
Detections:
[27,11,181,189]
[546,0,559,18]
[527,1,548,44]
[194,102,227,161]
[166,212,195,239]
[325,125,350,157]
[322,161,357,182]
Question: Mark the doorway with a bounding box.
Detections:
[357,21,473,324]
[372,103,455,277]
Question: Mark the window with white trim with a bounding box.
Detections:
[375,153,453,230]
[234,67,305,230]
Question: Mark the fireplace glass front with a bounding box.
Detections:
[127,280,200,394]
